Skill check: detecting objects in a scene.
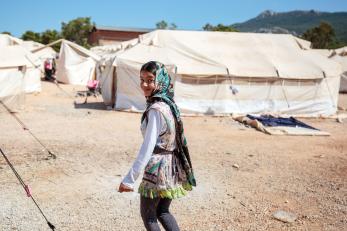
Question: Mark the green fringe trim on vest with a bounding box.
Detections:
[138,182,193,199]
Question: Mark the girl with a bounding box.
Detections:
[118,61,196,231]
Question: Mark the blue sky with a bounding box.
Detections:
[1,0,347,37]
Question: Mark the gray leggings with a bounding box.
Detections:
[140,196,180,231]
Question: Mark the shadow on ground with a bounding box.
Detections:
[73,101,106,110]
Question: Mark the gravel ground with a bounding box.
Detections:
[0,81,346,231]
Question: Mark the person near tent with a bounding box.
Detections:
[52,58,57,77]
[118,61,196,231]
[44,58,54,81]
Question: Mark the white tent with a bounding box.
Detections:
[93,38,140,106]
[91,38,139,56]
[312,47,347,93]
[335,46,347,56]
[311,49,335,57]
[26,41,57,82]
[332,55,347,93]
[0,34,22,47]
[52,40,100,85]
[107,30,340,117]
[0,34,44,93]
[0,45,41,94]
[23,40,57,60]
[96,57,117,106]
[0,45,41,110]
[0,34,56,58]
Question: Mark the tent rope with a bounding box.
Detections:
[226,68,241,112]
[0,101,56,159]
[0,147,56,230]
[54,81,75,99]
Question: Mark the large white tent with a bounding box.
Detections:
[32,39,100,85]
[54,40,100,85]
[0,34,56,62]
[312,47,347,93]
[92,38,139,106]
[0,45,41,110]
[99,30,340,117]
[24,40,57,63]
[333,46,347,93]
[0,34,53,93]
[0,34,22,46]
[0,44,42,94]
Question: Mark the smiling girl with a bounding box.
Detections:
[118,61,196,231]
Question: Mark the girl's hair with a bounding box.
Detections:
[140,61,158,76]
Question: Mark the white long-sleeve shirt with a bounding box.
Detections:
[121,109,164,189]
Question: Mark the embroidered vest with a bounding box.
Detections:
[141,102,176,151]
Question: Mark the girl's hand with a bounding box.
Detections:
[118,183,134,193]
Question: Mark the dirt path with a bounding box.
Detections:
[0,81,346,231]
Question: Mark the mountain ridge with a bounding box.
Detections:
[232,10,347,43]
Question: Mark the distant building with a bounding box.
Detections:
[88,26,153,46]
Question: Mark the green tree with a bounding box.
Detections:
[156,20,168,29]
[21,31,41,42]
[203,23,239,32]
[202,23,214,31]
[41,29,62,51]
[1,31,12,35]
[169,23,177,30]
[302,21,336,49]
[156,20,177,30]
[61,17,94,48]
[41,29,61,44]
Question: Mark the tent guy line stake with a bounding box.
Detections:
[0,100,56,159]
[0,148,56,230]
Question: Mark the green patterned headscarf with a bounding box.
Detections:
[141,61,196,188]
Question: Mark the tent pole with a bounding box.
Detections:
[281,79,290,108]
[112,66,117,108]
[172,65,177,92]
[31,39,64,53]
[313,79,320,105]
[100,57,116,90]
[276,69,290,108]
[264,80,273,111]
[323,72,336,108]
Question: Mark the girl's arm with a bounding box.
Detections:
[120,109,163,189]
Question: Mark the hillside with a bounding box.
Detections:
[232,10,347,43]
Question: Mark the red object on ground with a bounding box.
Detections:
[25,185,32,197]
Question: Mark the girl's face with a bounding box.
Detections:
[140,71,156,97]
